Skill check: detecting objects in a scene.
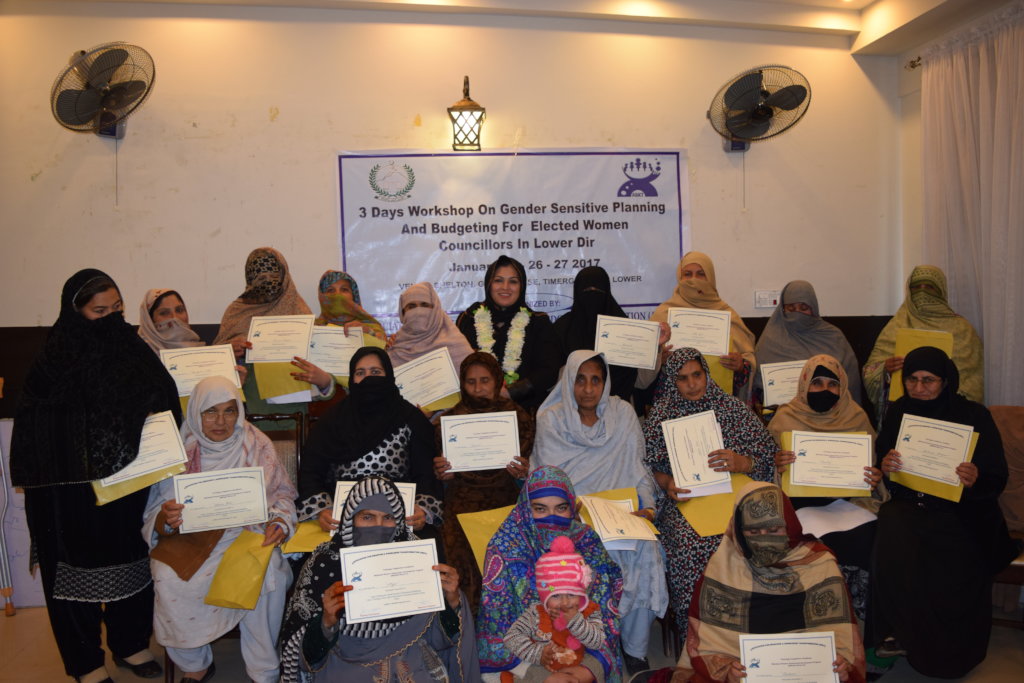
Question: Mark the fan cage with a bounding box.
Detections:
[50,41,156,132]
[707,64,810,142]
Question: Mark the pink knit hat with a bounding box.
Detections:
[535,536,593,610]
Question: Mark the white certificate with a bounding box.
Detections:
[895,414,974,485]
[790,431,872,491]
[760,360,807,407]
[245,314,315,363]
[667,308,732,356]
[100,411,187,486]
[332,481,417,532]
[593,315,660,370]
[307,326,364,376]
[339,539,445,624]
[393,347,460,407]
[580,495,657,543]
[173,467,268,533]
[441,411,520,472]
[160,345,241,397]
[661,410,731,498]
[740,632,838,683]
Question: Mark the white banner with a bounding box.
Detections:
[338,149,690,332]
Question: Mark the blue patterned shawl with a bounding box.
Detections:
[476,465,624,681]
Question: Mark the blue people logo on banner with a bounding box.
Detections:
[617,157,661,197]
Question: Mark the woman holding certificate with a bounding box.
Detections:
[671,482,865,682]
[753,280,863,404]
[213,247,335,428]
[11,268,181,683]
[456,255,560,409]
[279,476,478,682]
[477,466,624,682]
[642,348,776,640]
[862,265,984,415]
[532,350,668,674]
[143,375,297,683]
[298,347,444,536]
[651,252,757,400]
[871,346,1012,677]
[767,354,883,620]
[433,351,535,613]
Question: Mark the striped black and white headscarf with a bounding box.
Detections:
[278,475,414,682]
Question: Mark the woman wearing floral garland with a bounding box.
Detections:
[456,255,560,411]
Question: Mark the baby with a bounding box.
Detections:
[502,536,607,683]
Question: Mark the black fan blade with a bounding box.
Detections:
[724,71,763,112]
[765,84,807,111]
[726,112,771,139]
[101,81,147,112]
[86,48,129,89]
[55,88,103,126]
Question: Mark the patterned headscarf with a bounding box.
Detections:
[476,466,624,681]
[643,348,776,483]
[212,247,312,347]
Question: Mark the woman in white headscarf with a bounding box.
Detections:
[532,350,668,674]
[143,375,297,683]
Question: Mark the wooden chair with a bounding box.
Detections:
[162,411,305,682]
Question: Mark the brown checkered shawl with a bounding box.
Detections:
[676,482,865,683]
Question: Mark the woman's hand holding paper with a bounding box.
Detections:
[321,581,353,630]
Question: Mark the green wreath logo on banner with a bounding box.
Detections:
[369,162,416,202]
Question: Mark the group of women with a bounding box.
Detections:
[9,249,1012,683]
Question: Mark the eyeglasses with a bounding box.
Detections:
[201,407,239,421]
[905,376,941,387]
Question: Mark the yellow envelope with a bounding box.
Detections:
[457,504,516,575]
[891,432,978,503]
[704,355,734,395]
[675,473,753,537]
[578,487,659,536]
[255,362,310,399]
[92,463,187,506]
[888,329,955,401]
[205,530,274,610]
[281,520,332,553]
[423,392,462,412]
[780,432,872,499]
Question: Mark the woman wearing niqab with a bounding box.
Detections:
[11,268,181,682]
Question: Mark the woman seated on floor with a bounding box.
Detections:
[278,475,479,682]
[143,375,297,683]
[668,482,865,682]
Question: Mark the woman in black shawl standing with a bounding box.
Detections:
[10,269,181,683]
[296,347,443,538]
[871,346,1014,677]
[456,255,560,410]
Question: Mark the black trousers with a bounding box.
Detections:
[39,584,155,677]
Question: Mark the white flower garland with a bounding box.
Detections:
[474,306,531,384]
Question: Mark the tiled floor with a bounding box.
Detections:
[1,605,1021,681]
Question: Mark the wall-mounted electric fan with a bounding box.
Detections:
[50,42,156,139]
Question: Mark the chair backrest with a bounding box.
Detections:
[991,405,1024,536]
[247,411,304,488]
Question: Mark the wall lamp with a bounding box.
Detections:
[447,76,486,151]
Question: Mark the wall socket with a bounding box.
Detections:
[754,290,782,308]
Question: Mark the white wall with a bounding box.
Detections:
[0,1,901,326]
